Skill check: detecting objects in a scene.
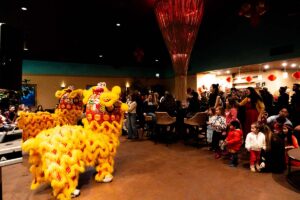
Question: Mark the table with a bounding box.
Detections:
[0,129,23,200]
[287,148,300,190]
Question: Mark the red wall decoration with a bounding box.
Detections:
[245,76,252,82]
[226,77,231,83]
[292,71,300,80]
[267,74,277,81]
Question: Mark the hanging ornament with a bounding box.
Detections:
[239,0,267,27]
[268,74,277,81]
[133,48,145,63]
[245,76,252,82]
[292,71,300,80]
[226,77,231,83]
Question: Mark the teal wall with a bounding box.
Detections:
[22,60,163,78]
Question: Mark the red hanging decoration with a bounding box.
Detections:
[239,0,267,27]
[245,76,252,82]
[226,77,231,83]
[268,74,277,81]
[292,71,300,80]
[133,48,145,63]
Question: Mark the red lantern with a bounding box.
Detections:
[292,71,300,80]
[226,77,231,83]
[239,0,267,27]
[268,74,277,81]
[133,48,144,63]
[245,76,252,82]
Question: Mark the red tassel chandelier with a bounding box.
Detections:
[154,0,204,75]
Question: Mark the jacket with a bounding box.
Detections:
[226,129,243,152]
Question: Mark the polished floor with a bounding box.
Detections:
[3,136,300,200]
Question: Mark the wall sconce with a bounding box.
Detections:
[60,81,66,89]
[125,82,130,88]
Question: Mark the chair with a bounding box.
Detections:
[184,112,208,147]
[154,112,176,145]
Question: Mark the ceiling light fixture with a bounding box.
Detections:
[116,23,121,27]
[291,63,297,68]
[155,59,159,62]
[264,64,269,69]
[155,73,160,78]
[282,62,288,67]
[99,55,103,58]
[226,70,230,74]
[21,7,27,11]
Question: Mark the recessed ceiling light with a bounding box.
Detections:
[226,70,230,74]
[155,73,160,78]
[24,47,28,51]
[99,55,103,58]
[282,62,288,67]
[116,23,121,27]
[291,63,297,68]
[264,64,269,69]
[21,7,27,11]
[155,59,159,62]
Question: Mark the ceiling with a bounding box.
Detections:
[1,0,300,70]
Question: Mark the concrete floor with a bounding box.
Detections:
[2,136,300,200]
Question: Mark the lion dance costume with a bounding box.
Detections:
[22,83,128,200]
[17,86,84,141]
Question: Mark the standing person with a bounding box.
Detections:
[245,122,266,172]
[237,87,265,138]
[126,94,138,139]
[225,97,238,125]
[223,120,243,167]
[283,124,300,167]
[206,107,215,146]
[277,86,289,112]
[259,125,273,172]
[259,87,274,116]
[291,83,300,126]
[210,106,227,159]
[208,84,222,108]
[186,91,201,118]
[270,121,287,173]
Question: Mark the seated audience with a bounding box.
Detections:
[267,107,292,127]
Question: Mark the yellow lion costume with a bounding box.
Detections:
[17,86,84,141]
[22,83,128,200]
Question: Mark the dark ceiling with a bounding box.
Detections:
[1,0,300,70]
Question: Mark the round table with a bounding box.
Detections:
[287,148,300,190]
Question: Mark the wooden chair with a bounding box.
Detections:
[155,112,176,145]
[184,112,208,147]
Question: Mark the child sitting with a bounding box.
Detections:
[245,122,266,172]
[222,120,243,167]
